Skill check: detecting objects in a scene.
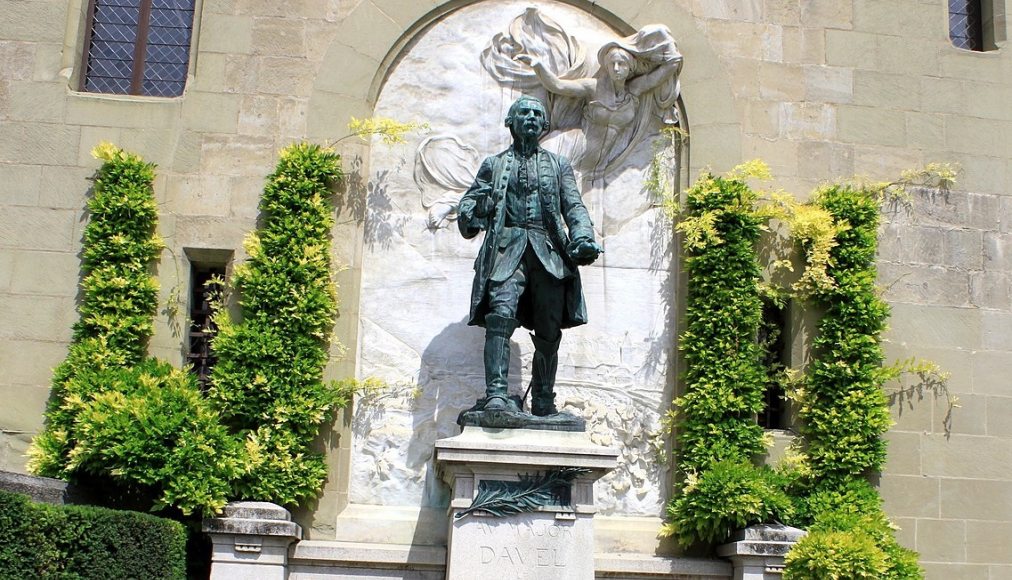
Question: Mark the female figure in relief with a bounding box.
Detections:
[515,24,683,182]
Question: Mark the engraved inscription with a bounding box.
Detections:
[479,545,567,568]
[477,520,575,539]
[474,520,573,569]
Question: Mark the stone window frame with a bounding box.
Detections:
[76,0,200,97]
[949,0,1007,51]
[183,248,232,392]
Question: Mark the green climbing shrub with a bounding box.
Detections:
[29,144,240,517]
[63,360,242,515]
[785,480,920,579]
[662,160,949,573]
[664,166,781,545]
[30,144,162,476]
[797,185,893,483]
[665,460,792,545]
[783,183,924,578]
[209,143,354,505]
[72,142,164,360]
[785,528,888,580]
[674,171,767,471]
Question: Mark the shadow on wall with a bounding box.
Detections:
[408,318,522,507]
[338,155,410,251]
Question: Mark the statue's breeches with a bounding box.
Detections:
[486,248,564,340]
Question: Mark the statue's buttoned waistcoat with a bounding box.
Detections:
[458,147,595,330]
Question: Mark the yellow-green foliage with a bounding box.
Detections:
[347,117,429,145]
[61,361,241,516]
[675,168,767,471]
[785,479,921,579]
[798,185,893,482]
[30,145,238,517]
[667,167,776,545]
[785,530,888,579]
[788,200,844,296]
[73,143,163,360]
[31,142,163,469]
[665,460,793,545]
[209,143,354,506]
[667,161,946,572]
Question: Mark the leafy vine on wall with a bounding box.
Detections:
[207,143,356,506]
[29,144,240,516]
[661,158,956,578]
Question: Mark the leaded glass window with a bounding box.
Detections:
[949,0,985,50]
[81,0,195,97]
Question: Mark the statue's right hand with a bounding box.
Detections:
[474,195,494,218]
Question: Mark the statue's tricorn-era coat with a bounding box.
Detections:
[458,147,595,331]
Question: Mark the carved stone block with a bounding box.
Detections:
[435,427,618,579]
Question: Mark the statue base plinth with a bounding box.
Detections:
[435,427,618,580]
[457,397,586,431]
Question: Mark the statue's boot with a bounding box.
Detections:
[529,332,561,416]
[483,314,520,412]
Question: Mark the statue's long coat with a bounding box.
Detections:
[458,147,594,330]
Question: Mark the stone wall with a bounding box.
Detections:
[879,187,1012,578]
[0,0,1009,576]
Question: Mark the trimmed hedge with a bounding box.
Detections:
[0,490,185,579]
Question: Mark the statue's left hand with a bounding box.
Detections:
[567,239,603,266]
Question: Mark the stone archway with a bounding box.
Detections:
[301,0,741,544]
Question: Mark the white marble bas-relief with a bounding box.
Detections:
[414,135,481,229]
[493,11,682,184]
[353,0,683,516]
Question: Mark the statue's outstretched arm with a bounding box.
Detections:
[514,54,594,99]
[627,55,682,97]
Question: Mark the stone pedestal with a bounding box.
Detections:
[716,524,805,580]
[435,427,619,580]
[203,501,302,580]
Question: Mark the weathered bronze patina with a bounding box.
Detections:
[457,95,603,431]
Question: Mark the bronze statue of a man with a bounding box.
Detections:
[458,95,603,424]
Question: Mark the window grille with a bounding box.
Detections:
[758,301,788,430]
[80,0,196,97]
[949,0,985,50]
[187,262,225,392]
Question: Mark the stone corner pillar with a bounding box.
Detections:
[716,524,806,580]
[203,501,302,580]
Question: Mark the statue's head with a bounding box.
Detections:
[603,46,635,82]
[505,95,550,140]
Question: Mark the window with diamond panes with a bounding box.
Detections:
[949,0,985,50]
[81,0,195,97]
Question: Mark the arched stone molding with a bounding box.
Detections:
[307,0,740,164]
[299,0,741,541]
